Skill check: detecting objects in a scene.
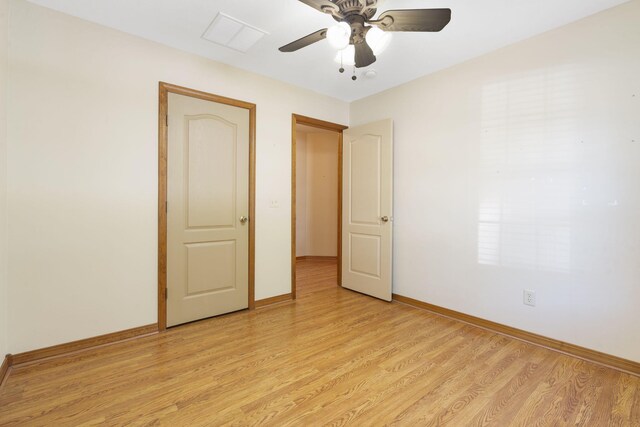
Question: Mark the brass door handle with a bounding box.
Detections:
[239,216,248,224]
[381,216,389,223]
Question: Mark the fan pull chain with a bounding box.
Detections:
[336,51,357,81]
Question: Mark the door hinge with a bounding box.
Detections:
[166,114,169,127]
[165,201,168,213]
[165,288,168,300]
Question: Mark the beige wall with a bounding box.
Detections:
[6,0,348,354]
[351,0,640,362]
[0,0,8,360]
[295,132,308,257]
[296,131,339,257]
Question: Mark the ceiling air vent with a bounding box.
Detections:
[202,13,269,53]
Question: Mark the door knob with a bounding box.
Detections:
[381,216,389,223]
[239,216,248,224]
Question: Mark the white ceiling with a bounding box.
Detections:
[27,0,629,102]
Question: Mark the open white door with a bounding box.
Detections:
[342,119,393,301]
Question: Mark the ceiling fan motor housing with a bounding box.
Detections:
[347,16,368,45]
[331,0,377,21]
[329,1,377,45]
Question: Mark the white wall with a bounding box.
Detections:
[305,133,339,257]
[0,0,8,360]
[351,1,640,362]
[295,132,308,257]
[6,0,348,354]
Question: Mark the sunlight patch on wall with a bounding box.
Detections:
[477,66,580,273]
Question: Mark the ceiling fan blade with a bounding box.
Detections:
[372,9,451,32]
[354,41,376,68]
[279,29,328,53]
[297,0,340,15]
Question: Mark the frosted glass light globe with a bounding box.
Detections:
[365,26,392,55]
[327,22,351,50]
[334,45,355,66]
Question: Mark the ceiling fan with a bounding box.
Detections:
[279,0,452,69]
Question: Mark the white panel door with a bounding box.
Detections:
[342,119,393,301]
[167,93,249,327]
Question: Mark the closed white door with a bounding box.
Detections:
[342,119,393,301]
[167,92,250,327]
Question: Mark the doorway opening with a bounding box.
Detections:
[291,115,348,298]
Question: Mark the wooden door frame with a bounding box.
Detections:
[158,82,257,331]
[291,114,348,299]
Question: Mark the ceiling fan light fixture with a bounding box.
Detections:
[280,1,453,70]
[334,44,355,66]
[327,22,351,50]
[365,26,392,55]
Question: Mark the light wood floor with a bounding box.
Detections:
[1,258,638,426]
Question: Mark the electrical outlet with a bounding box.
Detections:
[270,199,279,208]
[523,289,536,307]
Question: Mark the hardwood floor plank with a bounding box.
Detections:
[323,335,514,426]
[0,258,638,426]
[462,349,557,426]
[385,342,537,425]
